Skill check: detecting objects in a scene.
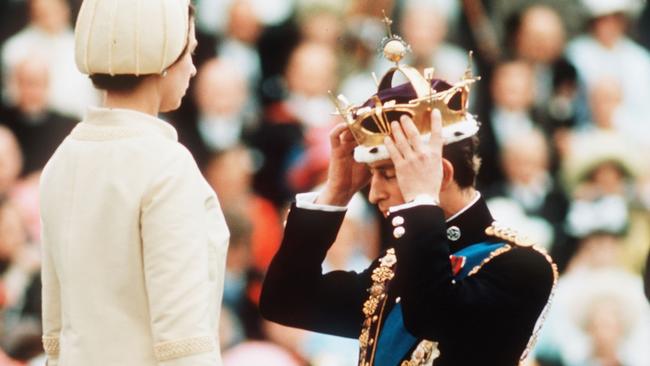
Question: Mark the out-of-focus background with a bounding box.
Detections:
[0,0,649,365]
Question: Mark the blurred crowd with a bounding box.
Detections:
[0,0,650,365]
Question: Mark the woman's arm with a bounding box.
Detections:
[141,146,224,366]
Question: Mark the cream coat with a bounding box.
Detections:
[39,107,229,366]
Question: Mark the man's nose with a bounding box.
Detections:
[368,175,384,204]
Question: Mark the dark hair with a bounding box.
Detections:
[443,135,481,189]
[89,4,195,92]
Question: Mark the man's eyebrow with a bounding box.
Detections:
[370,166,391,174]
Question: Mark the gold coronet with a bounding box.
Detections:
[331,12,480,152]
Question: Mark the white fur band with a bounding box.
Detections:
[353,115,479,163]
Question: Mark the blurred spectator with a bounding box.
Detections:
[0,56,75,177]
[478,59,539,187]
[562,131,649,274]
[511,5,565,104]
[338,16,385,104]
[218,0,264,91]
[507,5,580,134]
[2,319,43,364]
[565,196,629,271]
[566,0,650,134]
[0,128,21,199]
[219,305,245,352]
[486,0,585,44]
[194,58,257,152]
[284,42,338,129]
[196,0,294,36]
[485,129,568,250]
[296,3,344,48]
[0,199,41,342]
[1,0,98,118]
[535,268,650,366]
[250,41,338,205]
[218,211,256,345]
[395,1,469,81]
[204,146,282,275]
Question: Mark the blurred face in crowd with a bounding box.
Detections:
[194,59,247,116]
[0,128,22,195]
[285,42,338,97]
[204,147,254,205]
[227,0,262,44]
[491,61,535,112]
[585,298,625,360]
[401,4,447,58]
[502,130,549,186]
[589,78,622,129]
[299,9,343,47]
[588,162,627,195]
[515,5,566,64]
[12,58,50,115]
[591,13,627,48]
[577,233,622,268]
[0,203,26,265]
[158,20,198,113]
[30,0,70,34]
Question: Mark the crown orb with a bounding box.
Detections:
[383,39,406,62]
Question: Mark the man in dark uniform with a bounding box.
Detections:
[260,33,557,366]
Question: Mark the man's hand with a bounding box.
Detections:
[316,123,371,206]
[384,109,444,203]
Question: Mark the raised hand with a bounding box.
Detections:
[317,123,371,206]
[384,109,444,203]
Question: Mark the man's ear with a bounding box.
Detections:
[441,158,454,192]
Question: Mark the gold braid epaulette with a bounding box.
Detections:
[358,248,397,366]
[485,223,535,247]
[482,222,560,365]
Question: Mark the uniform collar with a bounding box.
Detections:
[71,107,178,141]
[445,193,496,251]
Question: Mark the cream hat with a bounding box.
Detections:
[75,0,191,76]
[581,0,644,18]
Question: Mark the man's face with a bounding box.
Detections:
[367,160,405,216]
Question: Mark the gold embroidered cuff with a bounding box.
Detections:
[154,335,215,361]
[42,336,60,356]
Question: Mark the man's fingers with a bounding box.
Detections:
[390,121,414,158]
[329,123,349,148]
[400,114,424,151]
[429,109,443,149]
[340,128,357,143]
[384,136,403,164]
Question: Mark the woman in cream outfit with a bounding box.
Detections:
[39,1,229,365]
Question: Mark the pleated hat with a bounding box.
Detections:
[74,0,191,76]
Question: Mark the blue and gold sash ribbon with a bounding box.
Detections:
[374,241,506,366]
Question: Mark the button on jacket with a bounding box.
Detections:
[40,107,229,366]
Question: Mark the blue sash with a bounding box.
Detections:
[374,242,506,366]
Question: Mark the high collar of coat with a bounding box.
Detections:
[445,194,497,252]
[71,107,178,141]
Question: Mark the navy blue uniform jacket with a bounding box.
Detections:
[260,197,555,365]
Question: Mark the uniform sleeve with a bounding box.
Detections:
[390,205,554,342]
[259,204,371,338]
[140,147,221,366]
[41,229,61,366]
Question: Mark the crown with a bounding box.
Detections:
[331,12,480,163]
